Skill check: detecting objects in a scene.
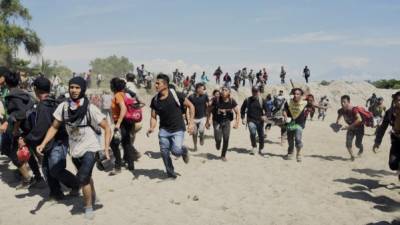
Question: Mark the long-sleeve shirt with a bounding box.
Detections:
[375,107,399,145]
[241,96,265,123]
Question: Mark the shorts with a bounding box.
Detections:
[72,151,96,186]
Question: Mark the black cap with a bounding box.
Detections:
[33,77,51,93]
[0,66,10,77]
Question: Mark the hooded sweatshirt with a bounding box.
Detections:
[24,97,69,151]
[4,88,34,122]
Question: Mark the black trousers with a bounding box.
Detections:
[111,120,135,170]
[213,121,231,157]
[389,134,400,171]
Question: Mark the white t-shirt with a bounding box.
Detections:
[53,102,105,158]
[126,81,137,93]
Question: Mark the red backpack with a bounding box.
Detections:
[124,93,142,122]
[352,106,374,127]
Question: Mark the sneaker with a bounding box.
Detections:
[250,147,256,155]
[258,149,264,155]
[167,172,177,179]
[133,152,142,162]
[182,153,190,164]
[221,156,227,162]
[193,144,198,152]
[296,154,302,162]
[350,156,355,162]
[16,177,33,190]
[109,168,122,176]
[200,137,204,146]
[284,153,294,160]
[357,150,363,157]
[84,207,95,220]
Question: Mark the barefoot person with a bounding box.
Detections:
[147,74,194,179]
[206,87,240,161]
[283,88,308,162]
[241,86,266,155]
[373,91,400,180]
[335,95,365,161]
[37,77,111,219]
[188,83,209,151]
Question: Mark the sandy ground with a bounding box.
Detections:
[0,82,399,225]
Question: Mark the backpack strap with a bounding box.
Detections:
[170,89,181,107]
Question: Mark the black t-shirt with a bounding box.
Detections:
[212,97,237,123]
[188,94,209,119]
[150,91,186,132]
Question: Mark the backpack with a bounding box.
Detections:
[124,93,142,122]
[61,102,102,135]
[272,97,286,114]
[352,106,374,127]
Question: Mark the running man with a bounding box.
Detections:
[336,95,365,161]
[374,91,400,180]
[241,86,266,155]
[148,74,194,179]
[37,77,112,219]
[206,87,240,161]
[188,83,209,151]
[283,88,308,162]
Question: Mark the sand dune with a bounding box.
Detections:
[0,81,399,225]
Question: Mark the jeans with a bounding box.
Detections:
[388,134,400,171]
[193,117,206,146]
[248,121,265,150]
[72,151,96,186]
[111,119,135,170]
[158,129,187,175]
[42,143,79,195]
[346,126,364,152]
[213,120,231,157]
[287,128,303,154]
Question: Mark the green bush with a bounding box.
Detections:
[372,79,400,89]
[320,80,331,86]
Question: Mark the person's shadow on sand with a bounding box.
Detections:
[192,153,220,160]
[132,168,172,180]
[144,151,161,159]
[366,220,400,225]
[307,154,350,162]
[352,168,396,178]
[335,177,400,213]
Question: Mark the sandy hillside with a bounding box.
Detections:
[0,81,399,225]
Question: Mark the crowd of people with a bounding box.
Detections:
[0,65,399,220]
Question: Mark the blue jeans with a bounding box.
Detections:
[42,143,79,195]
[158,129,187,175]
[248,121,265,150]
[287,128,303,154]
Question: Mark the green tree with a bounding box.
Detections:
[90,55,134,76]
[32,58,72,82]
[0,0,42,67]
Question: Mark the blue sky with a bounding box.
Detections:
[19,0,400,82]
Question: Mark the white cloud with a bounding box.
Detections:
[264,32,400,47]
[345,37,400,47]
[265,31,346,44]
[332,57,370,69]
